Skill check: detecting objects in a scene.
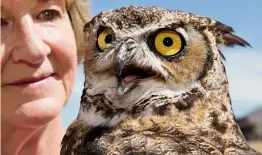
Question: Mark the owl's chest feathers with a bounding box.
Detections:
[79,86,228,129]
[76,86,249,154]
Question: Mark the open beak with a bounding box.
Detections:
[116,50,156,94]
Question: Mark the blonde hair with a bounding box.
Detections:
[66,0,90,63]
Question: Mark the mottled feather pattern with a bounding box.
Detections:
[61,5,260,155]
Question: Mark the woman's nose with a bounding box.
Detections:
[11,15,51,65]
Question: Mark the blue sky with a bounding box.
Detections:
[62,0,262,128]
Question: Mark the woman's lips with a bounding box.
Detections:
[8,73,54,86]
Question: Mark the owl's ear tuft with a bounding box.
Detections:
[222,33,251,47]
[214,22,251,47]
[214,21,234,33]
[83,22,91,32]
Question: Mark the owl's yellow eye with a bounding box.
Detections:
[97,28,115,51]
[154,30,184,57]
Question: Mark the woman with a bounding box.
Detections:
[1,0,89,154]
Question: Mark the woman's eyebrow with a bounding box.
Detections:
[0,0,60,15]
[0,0,54,11]
[37,0,62,7]
[38,0,52,3]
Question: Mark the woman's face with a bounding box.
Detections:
[1,0,77,127]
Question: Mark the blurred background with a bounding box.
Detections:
[62,0,262,151]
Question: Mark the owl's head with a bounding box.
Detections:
[81,6,250,109]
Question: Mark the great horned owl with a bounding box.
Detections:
[61,6,261,155]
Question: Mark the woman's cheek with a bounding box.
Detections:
[43,21,77,96]
[1,45,8,71]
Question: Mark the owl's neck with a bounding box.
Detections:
[78,81,248,151]
[78,80,233,127]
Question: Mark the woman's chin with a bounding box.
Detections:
[4,97,65,128]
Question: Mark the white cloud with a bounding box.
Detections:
[223,49,262,103]
[72,65,85,93]
[62,65,84,128]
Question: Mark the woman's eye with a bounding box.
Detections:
[1,18,9,27]
[37,10,60,21]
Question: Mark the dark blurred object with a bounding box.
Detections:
[237,108,262,141]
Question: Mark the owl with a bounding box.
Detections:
[61,6,261,155]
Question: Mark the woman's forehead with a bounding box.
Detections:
[1,0,66,12]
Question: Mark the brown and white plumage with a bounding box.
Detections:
[61,6,261,155]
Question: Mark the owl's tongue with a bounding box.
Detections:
[121,75,142,86]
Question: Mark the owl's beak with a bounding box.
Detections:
[116,53,134,93]
[115,51,157,94]
[115,46,134,77]
[116,58,125,77]
[114,38,158,93]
